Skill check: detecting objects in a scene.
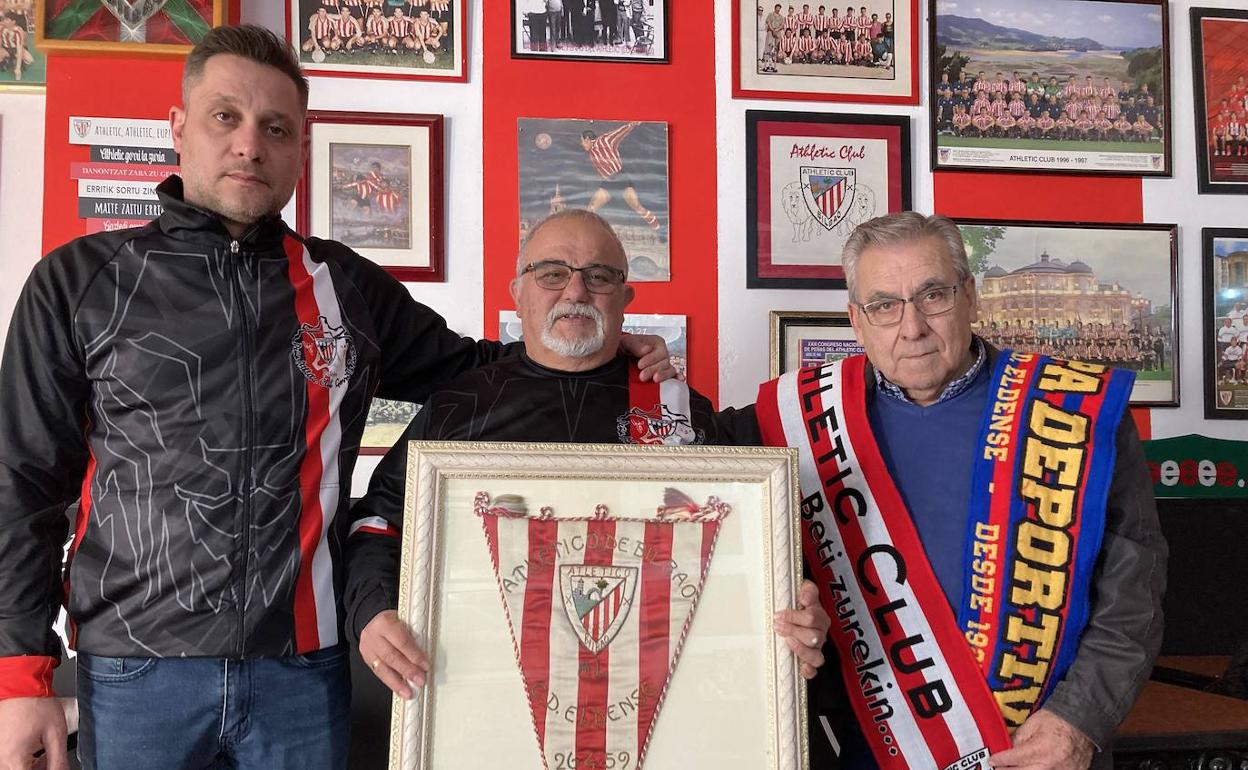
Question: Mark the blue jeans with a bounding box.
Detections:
[76,645,351,770]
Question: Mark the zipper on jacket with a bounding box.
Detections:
[227,237,256,656]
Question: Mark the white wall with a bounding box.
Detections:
[0,93,46,361]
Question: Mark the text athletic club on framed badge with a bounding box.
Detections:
[388,443,806,770]
[747,110,912,289]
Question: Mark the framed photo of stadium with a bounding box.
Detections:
[929,0,1173,176]
[746,110,911,290]
[0,3,45,90]
[286,0,466,82]
[1202,228,1248,419]
[733,0,920,104]
[297,110,445,282]
[388,442,806,770]
[518,117,670,282]
[1191,8,1248,195]
[510,0,669,63]
[35,0,226,55]
[955,218,1180,407]
[769,310,863,378]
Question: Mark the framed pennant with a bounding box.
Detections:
[35,0,227,56]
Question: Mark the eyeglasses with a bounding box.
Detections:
[521,260,627,294]
[857,285,960,327]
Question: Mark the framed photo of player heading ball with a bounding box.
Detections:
[35,0,226,56]
[297,111,445,282]
[769,310,863,379]
[1191,8,1248,195]
[746,110,911,290]
[733,0,920,104]
[388,442,806,770]
[510,0,669,64]
[286,0,466,82]
[1202,228,1248,419]
[929,0,1172,177]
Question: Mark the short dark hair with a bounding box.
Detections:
[183,24,309,110]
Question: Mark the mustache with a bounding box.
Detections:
[545,301,604,329]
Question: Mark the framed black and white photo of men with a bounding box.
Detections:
[746,110,911,289]
[1191,7,1248,195]
[769,310,863,378]
[734,0,919,103]
[930,0,1172,176]
[1203,228,1248,418]
[511,0,669,63]
[286,0,466,82]
[956,219,1179,406]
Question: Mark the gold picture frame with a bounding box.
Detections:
[35,0,227,57]
[390,442,807,770]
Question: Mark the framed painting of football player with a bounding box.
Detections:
[35,0,226,55]
[0,1,46,89]
[388,442,806,770]
[746,110,911,289]
[297,110,445,282]
[769,310,862,378]
[1191,7,1248,195]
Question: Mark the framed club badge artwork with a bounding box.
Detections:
[746,110,911,289]
[389,443,805,770]
[35,0,226,55]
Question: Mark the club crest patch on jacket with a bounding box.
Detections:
[292,315,357,388]
[616,403,702,445]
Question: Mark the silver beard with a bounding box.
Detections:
[541,301,606,359]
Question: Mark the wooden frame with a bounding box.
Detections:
[769,310,862,379]
[35,0,226,56]
[1202,227,1248,419]
[732,0,920,104]
[929,0,1173,177]
[286,0,467,83]
[510,0,669,64]
[1191,7,1248,195]
[390,442,807,770]
[746,110,911,290]
[955,218,1180,407]
[298,110,445,282]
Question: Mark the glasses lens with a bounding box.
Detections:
[865,299,902,326]
[532,262,572,289]
[582,267,621,293]
[918,286,956,316]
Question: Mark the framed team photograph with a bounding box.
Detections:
[746,110,911,290]
[286,0,466,82]
[1191,7,1248,195]
[388,442,806,770]
[733,0,920,104]
[1,2,45,90]
[1202,228,1248,419]
[930,0,1172,176]
[510,0,668,63]
[500,310,688,379]
[297,111,445,281]
[518,117,670,282]
[956,219,1179,406]
[360,399,421,455]
[769,310,863,378]
[35,0,225,55]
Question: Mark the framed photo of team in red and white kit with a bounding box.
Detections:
[1202,228,1248,418]
[297,110,445,281]
[1192,8,1248,195]
[733,0,920,104]
[930,0,1172,177]
[388,442,806,770]
[746,110,911,289]
[286,0,466,82]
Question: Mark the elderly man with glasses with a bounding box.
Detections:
[717,212,1165,770]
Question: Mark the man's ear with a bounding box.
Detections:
[621,285,635,309]
[509,278,522,316]
[170,105,186,154]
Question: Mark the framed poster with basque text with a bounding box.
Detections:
[35,0,225,55]
[298,110,444,282]
[1203,228,1248,419]
[747,110,911,290]
[389,442,806,770]
[1191,7,1248,195]
[769,310,863,379]
[733,0,920,104]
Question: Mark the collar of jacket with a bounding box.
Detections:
[155,175,288,251]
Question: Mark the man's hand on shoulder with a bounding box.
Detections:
[359,609,431,700]
[619,332,681,382]
[990,709,1095,770]
[0,696,68,770]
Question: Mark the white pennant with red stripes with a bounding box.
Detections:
[476,491,728,770]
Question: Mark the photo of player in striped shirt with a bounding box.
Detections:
[752,0,894,78]
[292,0,461,77]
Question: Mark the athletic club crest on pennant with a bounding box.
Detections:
[476,490,730,770]
[290,315,357,388]
[800,166,856,230]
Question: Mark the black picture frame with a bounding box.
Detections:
[509,0,670,64]
[1191,7,1248,195]
[1202,227,1248,419]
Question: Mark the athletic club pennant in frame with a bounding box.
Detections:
[389,443,805,770]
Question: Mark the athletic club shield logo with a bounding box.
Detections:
[73,119,92,140]
[800,166,856,230]
[290,315,357,388]
[1220,390,1233,407]
[476,491,730,770]
[616,404,699,445]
